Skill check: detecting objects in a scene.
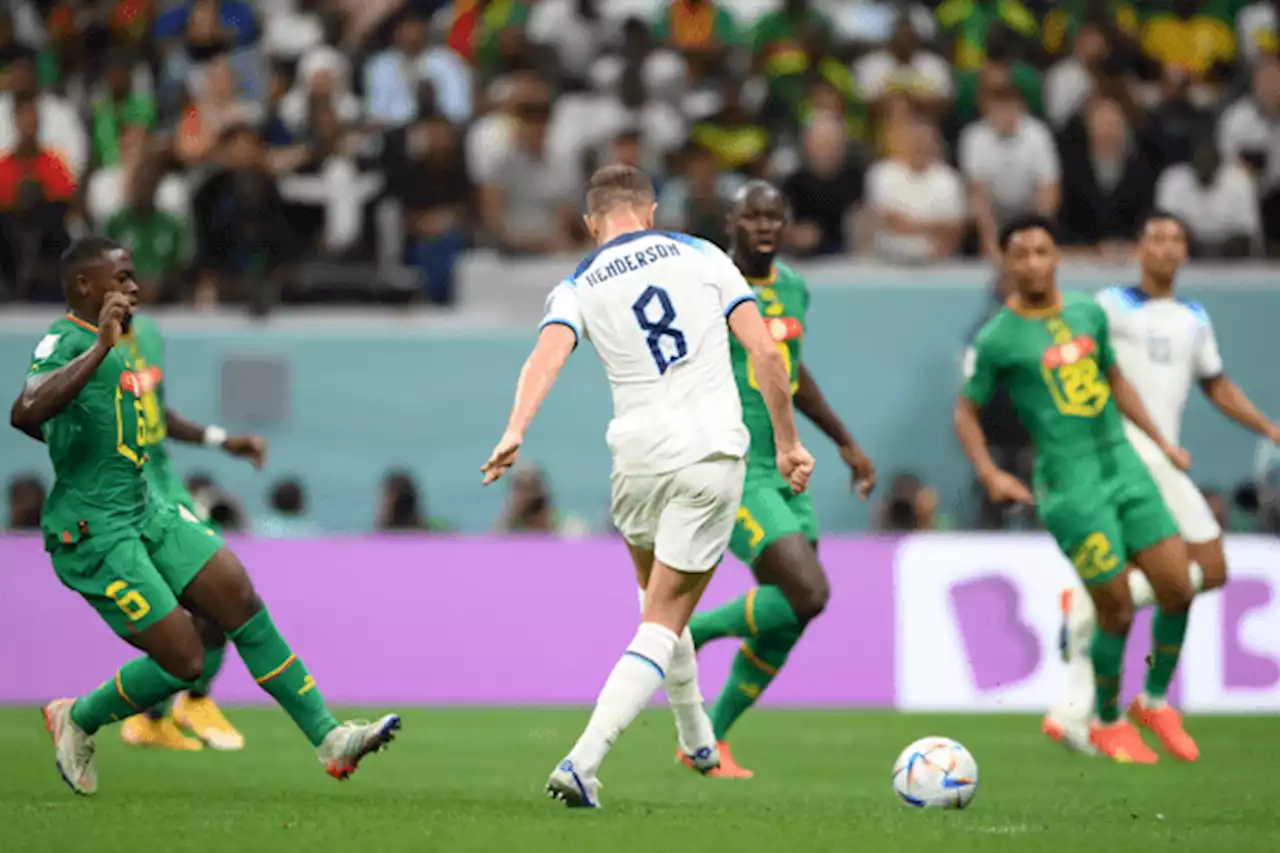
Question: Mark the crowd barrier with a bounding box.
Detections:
[3,534,1277,712]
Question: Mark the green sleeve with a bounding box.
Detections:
[961,330,1000,406]
[1092,304,1116,373]
[28,329,85,377]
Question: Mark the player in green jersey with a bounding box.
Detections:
[11,238,399,796]
[956,216,1198,764]
[119,313,268,752]
[684,182,877,778]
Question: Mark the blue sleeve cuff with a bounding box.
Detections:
[539,317,580,348]
[724,293,757,318]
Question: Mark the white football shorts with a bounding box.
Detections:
[1126,425,1222,544]
[610,453,746,572]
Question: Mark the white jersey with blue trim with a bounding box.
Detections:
[1096,285,1224,446]
[541,229,755,476]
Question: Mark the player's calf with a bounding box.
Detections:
[1188,538,1227,592]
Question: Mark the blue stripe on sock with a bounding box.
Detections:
[624,651,666,679]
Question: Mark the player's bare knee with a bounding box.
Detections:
[789,575,830,623]
[1095,598,1135,636]
[1192,541,1228,591]
[1153,576,1195,613]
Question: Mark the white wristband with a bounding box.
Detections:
[203,426,228,447]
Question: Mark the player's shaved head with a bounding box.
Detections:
[731,180,784,214]
[729,180,787,277]
[585,164,655,217]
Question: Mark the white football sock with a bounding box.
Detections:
[665,627,716,755]
[566,622,679,779]
[1050,589,1096,726]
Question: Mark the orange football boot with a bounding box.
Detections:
[1129,697,1199,762]
[677,741,754,779]
[1089,720,1158,764]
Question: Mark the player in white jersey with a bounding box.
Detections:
[480,165,814,807]
[1044,213,1280,749]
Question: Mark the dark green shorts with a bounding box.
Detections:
[51,502,225,637]
[1039,447,1179,586]
[728,473,820,566]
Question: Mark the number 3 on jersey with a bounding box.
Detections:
[632,285,687,375]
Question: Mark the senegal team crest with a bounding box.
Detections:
[1040,336,1096,369]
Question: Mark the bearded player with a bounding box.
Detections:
[958,215,1198,764]
[683,181,877,779]
[118,313,268,752]
[12,238,399,795]
[1043,212,1280,747]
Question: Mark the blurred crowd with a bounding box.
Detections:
[0,0,1278,308]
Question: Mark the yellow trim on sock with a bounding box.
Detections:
[255,654,297,685]
[744,588,759,636]
[115,670,138,710]
[1155,644,1182,655]
[739,642,778,676]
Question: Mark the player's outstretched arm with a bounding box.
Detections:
[10,294,131,437]
[482,323,577,485]
[795,362,876,498]
[1199,375,1280,444]
[954,396,1033,504]
[728,300,812,491]
[166,408,268,469]
[1107,366,1190,470]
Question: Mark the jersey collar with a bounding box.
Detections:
[63,313,98,334]
[745,265,777,287]
[1005,293,1063,318]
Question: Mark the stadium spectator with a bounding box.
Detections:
[364,10,473,129]
[527,0,615,81]
[0,53,87,180]
[496,467,588,536]
[479,92,580,254]
[1217,56,1280,179]
[951,27,1044,127]
[959,83,1059,258]
[1236,0,1279,68]
[751,0,841,129]
[376,470,453,533]
[384,109,472,304]
[875,472,941,532]
[155,0,267,118]
[87,123,189,226]
[864,115,966,262]
[688,78,770,174]
[652,0,740,67]
[1155,135,1261,259]
[1145,62,1216,171]
[1041,0,1142,60]
[936,0,1039,71]
[190,124,289,307]
[1043,18,1111,130]
[782,111,864,257]
[254,478,322,538]
[1057,97,1155,253]
[0,92,73,300]
[279,45,360,137]
[655,141,738,247]
[103,159,189,303]
[91,50,157,169]
[6,474,44,530]
[261,0,329,61]
[854,14,954,120]
[176,53,262,167]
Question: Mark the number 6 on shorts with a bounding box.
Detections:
[105,580,152,622]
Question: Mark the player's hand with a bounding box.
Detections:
[97,293,132,349]
[840,444,876,500]
[481,430,523,485]
[980,468,1034,505]
[223,434,268,469]
[1163,444,1192,472]
[777,444,815,494]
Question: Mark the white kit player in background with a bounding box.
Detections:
[1044,213,1280,748]
[480,165,814,807]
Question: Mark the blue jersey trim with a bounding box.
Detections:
[538,317,580,348]
[573,230,663,279]
[724,293,757,318]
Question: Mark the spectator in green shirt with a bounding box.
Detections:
[653,0,740,80]
[751,0,832,79]
[936,0,1039,70]
[103,163,187,302]
[92,51,156,168]
[953,26,1045,125]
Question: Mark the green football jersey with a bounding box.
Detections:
[27,314,152,550]
[731,261,809,481]
[120,314,188,506]
[962,291,1128,485]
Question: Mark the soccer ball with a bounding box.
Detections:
[891,736,978,809]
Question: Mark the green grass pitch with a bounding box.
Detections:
[5,708,1277,852]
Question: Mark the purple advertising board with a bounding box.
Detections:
[2,534,1278,711]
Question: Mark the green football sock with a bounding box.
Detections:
[1091,627,1128,724]
[1144,609,1189,700]
[190,643,226,697]
[71,656,193,735]
[229,608,338,747]
[709,627,802,741]
[689,586,801,649]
